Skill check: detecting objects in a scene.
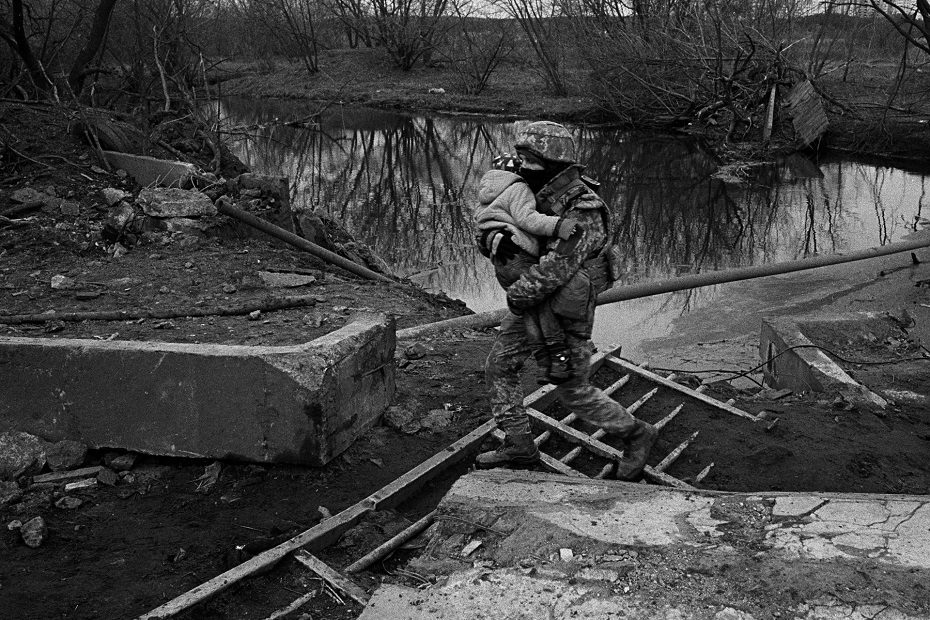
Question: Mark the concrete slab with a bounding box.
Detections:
[102,151,198,188]
[0,313,395,466]
[359,470,930,620]
[760,312,888,407]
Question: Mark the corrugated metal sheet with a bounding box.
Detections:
[787,80,829,148]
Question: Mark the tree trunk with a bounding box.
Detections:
[68,0,119,95]
[8,0,53,93]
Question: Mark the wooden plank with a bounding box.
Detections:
[294,551,370,606]
[345,511,437,574]
[138,419,498,619]
[492,429,586,477]
[605,356,759,421]
[594,463,614,479]
[32,466,103,484]
[654,431,699,473]
[695,462,715,484]
[524,408,694,489]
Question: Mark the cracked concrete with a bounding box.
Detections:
[359,470,930,620]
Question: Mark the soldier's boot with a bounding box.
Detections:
[532,349,552,385]
[613,419,659,481]
[545,344,573,384]
[475,432,541,469]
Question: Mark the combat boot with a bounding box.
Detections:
[532,348,552,385]
[614,419,658,481]
[475,432,541,469]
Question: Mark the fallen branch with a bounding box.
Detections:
[345,510,437,574]
[293,551,369,606]
[0,294,322,325]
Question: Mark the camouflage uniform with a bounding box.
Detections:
[486,164,636,438]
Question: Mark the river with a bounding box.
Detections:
[216,98,930,379]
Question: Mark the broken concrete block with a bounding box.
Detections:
[137,188,217,218]
[20,516,47,548]
[0,481,23,508]
[55,496,83,510]
[0,432,48,480]
[46,440,88,471]
[33,466,103,484]
[102,151,198,188]
[97,468,119,487]
[10,188,47,205]
[105,453,137,472]
[0,313,396,466]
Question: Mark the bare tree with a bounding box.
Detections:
[840,0,930,55]
[237,0,321,75]
[440,0,515,94]
[492,0,570,94]
[0,0,119,97]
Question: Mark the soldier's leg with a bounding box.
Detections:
[555,290,657,479]
[476,312,540,468]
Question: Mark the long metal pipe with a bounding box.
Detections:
[397,235,930,340]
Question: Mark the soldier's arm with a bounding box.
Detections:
[506,204,606,308]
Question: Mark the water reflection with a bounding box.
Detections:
[217,98,929,351]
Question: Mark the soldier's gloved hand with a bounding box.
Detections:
[505,289,534,315]
[490,230,520,262]
[475,231,492,258]
[554,218,581,240]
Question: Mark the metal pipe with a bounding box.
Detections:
[398,236,930,340]
[216,199,393,283]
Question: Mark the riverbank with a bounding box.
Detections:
[212,50,930,165]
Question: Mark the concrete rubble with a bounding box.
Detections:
[102,151,198,188]
[359,470,930,620]
[137,187,217,218]
[0,313,396,466]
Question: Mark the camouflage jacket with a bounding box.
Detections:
[506,165,610,309]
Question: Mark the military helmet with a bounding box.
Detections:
[491,153,521,173]
[514,121,576,164]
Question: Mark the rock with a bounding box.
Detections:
[421,409,453,432]
[257,271,317,288]
[50,274,76,290]
[0,431,48,480]
[100,187,129,207]
[247,310,261,321]
[46,440,88,471]
[105,453,137,472]
[90,165,107,174]
[383,405,421,434]
[21,516,47,548]
[59,201,80,216]
[428,87,446,94]
[404,343,427,360]
[138,187,217,218]
[715,607,757,620]
[10,188,46,204]
[55,496,83,510]
[0,480,23,507]
[97,468,119,486]
[222,283,237,294]
[110,243,129,258]
[7,519,23,530]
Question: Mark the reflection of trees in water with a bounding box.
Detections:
[218,99,917,304]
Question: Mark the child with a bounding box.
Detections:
[474,154,579,383]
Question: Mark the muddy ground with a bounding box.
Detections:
[2,102,930,620]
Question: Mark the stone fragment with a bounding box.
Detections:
[46,440,88,471]
[138,187,216,218]
[8,519,23,530]
[0,480,23,507]
[50,275,76,290]
[21,516,47,548]
[404,343,427,360]
[421,409,453,432]
[59,201,80,216]
[100,187,129,207]
[257,271,317,288]
[10,188,46,204]
[105,453,137,472]
[383,405,421,434]
[0,431,48,480]
[97,467,119,486]
[55,496,83,510]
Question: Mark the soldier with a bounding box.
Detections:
[475,121,658,480]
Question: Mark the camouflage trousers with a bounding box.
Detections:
[485,293,636,438]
